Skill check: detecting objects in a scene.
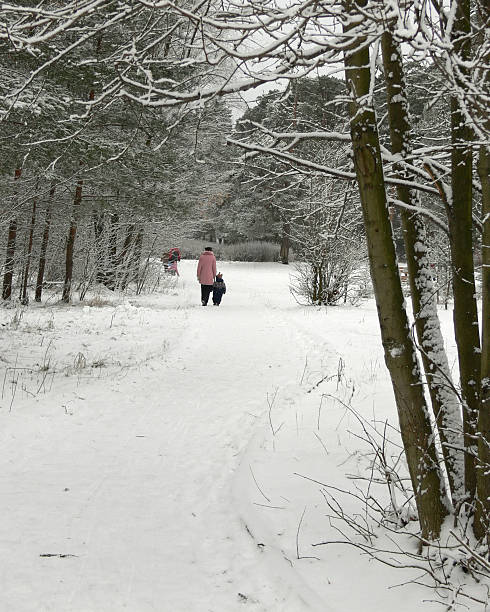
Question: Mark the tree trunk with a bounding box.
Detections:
[449,0,481,502]
[62,177,83,303]
[124,227,143,289]
[133,229,143,280]
[35,182,55,302]
[20,187,38,305]
[2,219,18,301]
[2,167,22,300]
[93,212,106,284]
[280,221,290,264]
[381,32,464,505]
[117,223,135,290]
[104,212,119,290]
[343,1,448,539]
[474,143,490,541]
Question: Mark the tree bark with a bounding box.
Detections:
[474,143,490,541]
[381,32,464,505]
[20,186,38,304]
[2,167,22,300]
[62,177,83,303]
[117,223,135,290]
[104,212,119,290]
[343,1,448,539]
[449,0,481,502]
[93,212,106,284]
[35,182,55,302]
[133,229,143,278]
[280,221,290,264]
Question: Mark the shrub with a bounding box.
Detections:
[223,241,280,262]
[290,242,369,306]
[178,239,281,262]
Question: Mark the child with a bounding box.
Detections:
[163,247,181,276]
[212,272,227,306]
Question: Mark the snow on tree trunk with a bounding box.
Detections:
[381,32,464,505]
[343,0,448,539]
[449,0,481,502]
[475,143,490,542]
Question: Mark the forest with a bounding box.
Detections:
[0,2,488,611]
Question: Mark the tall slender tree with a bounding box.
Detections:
[343,0,448,538]
[2,167,22,300]
[35,182,55,303]
[381,31,464,505]
[20,184,38,304]
[475,142,489,540]
[448,0,481,502]
[62,176,83,302]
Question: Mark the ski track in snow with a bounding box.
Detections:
[0,261,474,612]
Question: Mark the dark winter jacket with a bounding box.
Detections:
[212,278,226,299]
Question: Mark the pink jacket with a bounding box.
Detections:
[197,251,217,285]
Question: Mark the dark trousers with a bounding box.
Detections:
[201,284,213,305]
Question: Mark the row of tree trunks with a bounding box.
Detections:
[343,0,448,539]
[1,184,147,303]
[1,176,55,304]
[381,31,464,506]
[92,215,144,292]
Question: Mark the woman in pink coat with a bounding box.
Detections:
[197,246,217,306]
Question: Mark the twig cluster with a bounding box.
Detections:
[301,403,489,610]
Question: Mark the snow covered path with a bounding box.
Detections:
[0,262,329,612]
[1,261,477,612]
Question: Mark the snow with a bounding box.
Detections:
[388,344,404,357]
[0,261,485,611]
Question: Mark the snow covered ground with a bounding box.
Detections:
[0,260,485,611]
